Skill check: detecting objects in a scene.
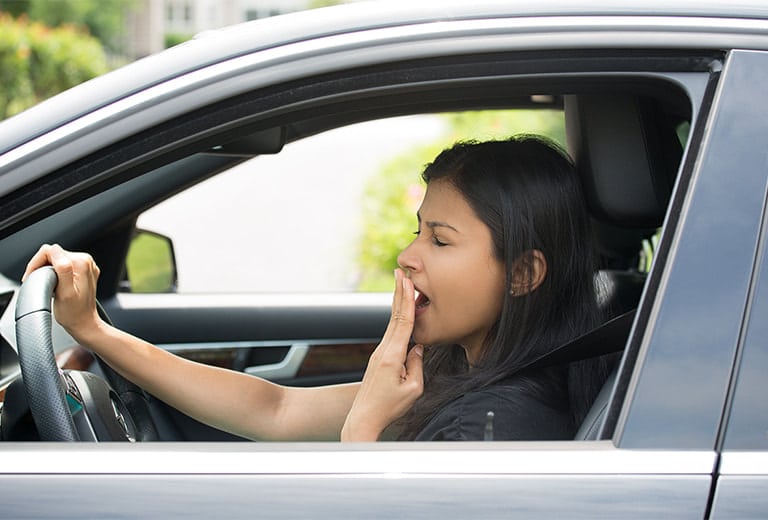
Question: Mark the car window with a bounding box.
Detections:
[130,110,566,293]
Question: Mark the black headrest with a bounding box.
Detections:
[565,94,683,228]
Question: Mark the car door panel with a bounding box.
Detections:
[165,340,378,387]
[710,453,768,519]
[101,293,391,345]
[0,443,716,519]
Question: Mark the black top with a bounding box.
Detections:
[414,377,574,441]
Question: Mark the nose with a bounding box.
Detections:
[397,237,422,273]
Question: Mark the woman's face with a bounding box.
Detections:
[397,178,506,364]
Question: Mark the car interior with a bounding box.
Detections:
[0,50,701,442]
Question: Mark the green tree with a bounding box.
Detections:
[0,13,108,118]
[0,0,27,17]
[0,0,135,53]
[164,32,192,49]
[357,110,565,291]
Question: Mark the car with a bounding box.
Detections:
[0,0,767,517]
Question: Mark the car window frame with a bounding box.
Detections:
[2,52,722,446]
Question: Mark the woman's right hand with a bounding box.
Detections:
[23,244,103,340]
[340,268,424,441]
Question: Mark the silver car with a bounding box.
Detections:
[0,1,766,517]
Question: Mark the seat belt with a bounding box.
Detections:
[525,309,636,370]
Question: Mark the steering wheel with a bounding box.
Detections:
[15,266,160,441]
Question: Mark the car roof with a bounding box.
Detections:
[1,0,767,157]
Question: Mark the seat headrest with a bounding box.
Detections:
[565,94,683,228]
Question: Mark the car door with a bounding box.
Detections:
[67,46,768,518]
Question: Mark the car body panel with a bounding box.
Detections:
[0,474,711,519]
[613,49,768,450]
[0,443,715,519]
[711,453,768,519]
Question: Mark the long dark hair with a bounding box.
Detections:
[397,135,607,440]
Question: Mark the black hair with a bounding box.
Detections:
[396,135,609,440]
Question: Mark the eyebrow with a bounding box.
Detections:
[417,213,459,233]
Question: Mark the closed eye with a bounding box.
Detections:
[414,229,447,247]
[431,235,447,247]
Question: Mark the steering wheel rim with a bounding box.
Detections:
[15,266,79,441]
[15,266,161,441]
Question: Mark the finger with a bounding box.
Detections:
[381,269,415,350]
[22,243,55,281]
[391,268,404,319]
[379,269,404,344]
[46,244,77,296]
[405,344,424,388]
[396,274,415,330]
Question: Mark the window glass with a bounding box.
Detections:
[134,110,565,293]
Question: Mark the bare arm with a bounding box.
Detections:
[24,244,358,441]
[75,321,359,440]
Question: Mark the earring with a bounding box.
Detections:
[510,288,515,296]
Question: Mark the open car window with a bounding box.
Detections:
[129,110,567,294]
[0,54,709,447]
[105,71,700,445]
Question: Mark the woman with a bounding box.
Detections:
[23,135,607,442]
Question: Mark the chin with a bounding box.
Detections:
[411,327,431,346]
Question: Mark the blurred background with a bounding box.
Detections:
[0,0,358,119]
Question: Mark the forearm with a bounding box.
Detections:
[73,320,357,441]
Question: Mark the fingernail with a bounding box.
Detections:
[414,345,423,357]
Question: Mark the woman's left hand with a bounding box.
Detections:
[341,269,424,441]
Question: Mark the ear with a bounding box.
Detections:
[510,250,547,296]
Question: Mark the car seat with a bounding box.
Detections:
[565,92,685,440]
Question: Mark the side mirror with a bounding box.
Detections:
[120,229,178,293]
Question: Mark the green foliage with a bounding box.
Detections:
[164,32,193,49]
[442,109,566,148]
[0,14,31,118]
[357,141,444,291]
[357,110,565,291]
[0,13,108,118]
[2,0,135,53]
[308,0,345,8]
[0,0,29,17]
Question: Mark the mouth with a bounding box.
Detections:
[414,287,431,314]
